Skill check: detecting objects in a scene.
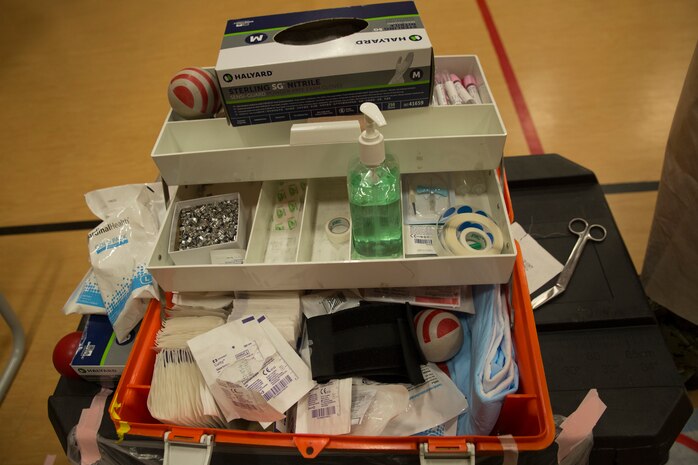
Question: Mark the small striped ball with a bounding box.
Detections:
[414,309,463,362]
[167,67,221,119]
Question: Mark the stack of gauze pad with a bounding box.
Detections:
[229,291,302,347]
[147,316,228,427]
[166,292,234,318]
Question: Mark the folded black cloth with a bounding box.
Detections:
[307,302,426,384]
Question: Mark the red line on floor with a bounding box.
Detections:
[676,433,698,453]
[476,0,545,155]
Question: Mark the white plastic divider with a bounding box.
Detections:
[147,170,515,292]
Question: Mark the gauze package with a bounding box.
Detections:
[188,315,315,424]
[166,292,234,319]
[229,291,303,346]
[350,380,409,436]
[295,378,352,435]
[148,314,228,428]
[147,348,228,428]
[62,268,106,315]
[381,364,468,436]
[86,183,165,342]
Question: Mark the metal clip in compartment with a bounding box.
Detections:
[163,431,214,465]
[419,442,475,465]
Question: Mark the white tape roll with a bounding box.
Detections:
[325,217,350,244]
[436,213,503,256]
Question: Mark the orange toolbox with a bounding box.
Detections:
[109,247,554,463]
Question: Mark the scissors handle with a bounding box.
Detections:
[568,218,607,242]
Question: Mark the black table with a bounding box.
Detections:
[48,154,692,465]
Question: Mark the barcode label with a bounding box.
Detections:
[263,375,293,400]
[414,238,432,244]
[311,405,337,419]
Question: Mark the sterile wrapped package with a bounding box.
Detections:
[295,378,352,435]
[380,364,468,436]
[188,315,315,424]
[147,314,228,428]
[229,291,302,346]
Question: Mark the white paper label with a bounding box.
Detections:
[405,224,436,255]
[351,387,377,425]
[510,222,564,294]
[308,380,340,419]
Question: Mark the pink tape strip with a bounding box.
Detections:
[43,455,56,465]
[499,434,519,465]
[556,389,607,463]
[76,388,112,465]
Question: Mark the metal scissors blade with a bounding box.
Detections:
[532,218,606,310]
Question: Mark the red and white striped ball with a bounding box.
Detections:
[414,309,463,362]
[167,67,221,119]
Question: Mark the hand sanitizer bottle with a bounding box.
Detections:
[348,102,403,259]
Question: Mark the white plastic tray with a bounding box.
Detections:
[148,170,515,291]
[151,56,506,186]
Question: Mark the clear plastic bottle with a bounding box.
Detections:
[348,103,403,258]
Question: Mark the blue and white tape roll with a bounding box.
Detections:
[433,206,503,256]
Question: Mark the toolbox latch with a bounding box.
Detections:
[163,431,214,465]
[419,442,475,465]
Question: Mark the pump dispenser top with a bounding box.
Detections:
[359,102,387,167]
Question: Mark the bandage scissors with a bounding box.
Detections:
[531,218,607,310]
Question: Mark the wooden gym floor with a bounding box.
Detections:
[0,1,696,463]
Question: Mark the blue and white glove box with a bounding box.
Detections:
[147,56,515,292]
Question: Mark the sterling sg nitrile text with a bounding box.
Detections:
[215,1,433,126]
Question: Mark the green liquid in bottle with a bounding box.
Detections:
[348,156,403,259]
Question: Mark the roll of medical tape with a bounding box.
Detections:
[438,212,503,256]
[325,217,350,244]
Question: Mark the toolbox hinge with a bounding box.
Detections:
[419,442,475,465]
[163,431,214,465]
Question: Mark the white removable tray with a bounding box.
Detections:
[151,55,506,186]
[148,170,515,291]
